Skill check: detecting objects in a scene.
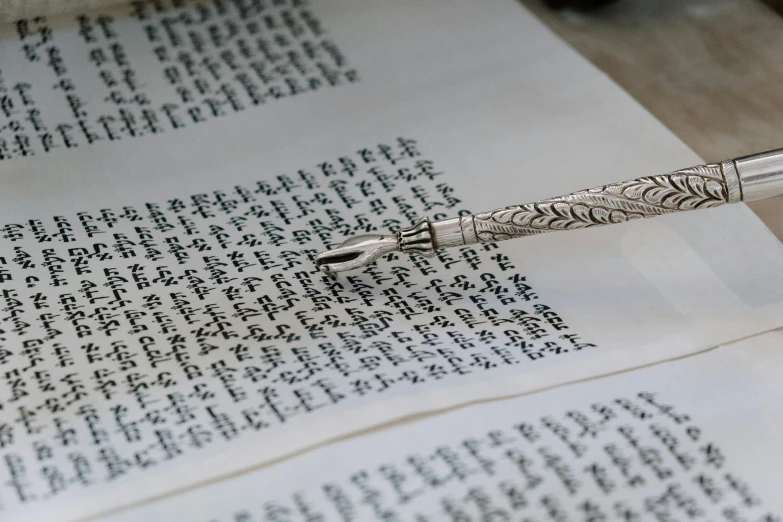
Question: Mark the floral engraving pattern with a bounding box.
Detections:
[472,164,730,242]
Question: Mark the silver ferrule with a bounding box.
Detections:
[398,217,436,257]
[430,216,478,250]
[736,148,783,202]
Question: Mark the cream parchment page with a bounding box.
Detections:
[101,329,783,521]
[0,0,782,520]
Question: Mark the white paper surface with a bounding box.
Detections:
[0,1,782,520]
[101,330,783,521]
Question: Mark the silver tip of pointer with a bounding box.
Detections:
[314,233,400,275]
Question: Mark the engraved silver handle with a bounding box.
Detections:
[418,149,783,252]
[316,149,783,274]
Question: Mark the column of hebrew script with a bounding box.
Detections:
[101,331,783,521]
[2,1,783,521]
[0,1,359,159]
[1,137,598,514]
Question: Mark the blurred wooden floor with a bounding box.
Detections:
[521,0,783,242]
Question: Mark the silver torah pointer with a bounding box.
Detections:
[315,148,783,275]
